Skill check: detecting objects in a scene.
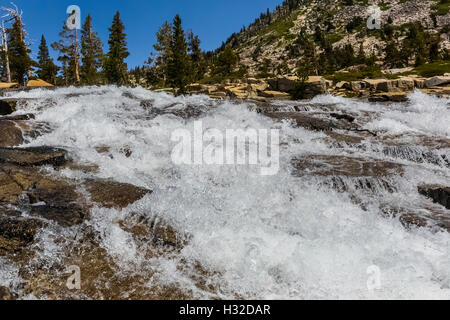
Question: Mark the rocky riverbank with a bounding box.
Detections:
[185,74,450,102]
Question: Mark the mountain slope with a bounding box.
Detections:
[223,0,450,76]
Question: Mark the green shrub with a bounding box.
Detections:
[325,65,399,82]
[414,61,450,77]
[433,0,450,15]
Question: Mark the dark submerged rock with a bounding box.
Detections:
[292,155,404,178]
[418,185,450,210]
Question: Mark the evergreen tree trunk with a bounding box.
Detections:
[75,28,80,83]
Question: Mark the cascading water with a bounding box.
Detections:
[1,86,449,299]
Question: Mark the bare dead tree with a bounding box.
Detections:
[2,2,24,41]
[2,2,34,82]
[0,20,11,82]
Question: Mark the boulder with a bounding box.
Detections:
[84,180,152,209]
[335,81,349,90]
[0,286,13,300]
[420,86,450,97]
[424,76,450,88]
[205,85,221,94]
[120,218,180,247]
[350,81,364,91]
[0,215,43,253]
[0,99,34,116]
[249,82,269,92]
[363,79,398,92]
[171,105,207,119]
[208,92,227,99]
[396,77,415,91]
[0,147,67,166]
[0,99,17,116]
[413,78,426,89]
[0,121,24,147]
[369,92,408,102]
[383,67,413,75]
[265,113,354,131]
[267,78,279,91]
[278,76,298,92]
[186,83,203,92]
[225,86,249,99]
[258,91,291,100]
[0,164,88,227]
[363,79,385,91]
[267,76,327,98]
[306,76,327,92]
[376,80,398,92]
[267,76,298,92]
[0,170,23,205]
[418,185,450,209]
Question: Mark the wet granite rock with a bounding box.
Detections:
[29,205,86,228]
[0,99,17,115]
[266,112,355,131]
[418,185,450,210]
[0,164,88,227]
[369,92,408,102]
[84,180,152,209]
[0,114,35,121]
[0,99,35,116]
[0,169,23,205]
[0,286,13,300]
[0,147,67,166]
[0,121,24,147]
[292,155,404,178]
[0,215,43,253]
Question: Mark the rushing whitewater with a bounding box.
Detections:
[1,86,450,299]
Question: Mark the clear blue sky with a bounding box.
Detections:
[10,0,282,69]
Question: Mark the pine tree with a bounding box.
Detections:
[356,43,366,64]
[7,18,33,85]
[296,30,319,76]
[81,14,104,85]
[428,35,441,62]
[52,22,81,85]
[36,35,58,84]
[385,41,404,68]
[167,14,189,94]
[213,47,238,76]
[403,23,428,66]
[187,31,205,82]
[103,11,129,85]
[152,21,173,86]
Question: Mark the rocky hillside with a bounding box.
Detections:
[223,0,450,76]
